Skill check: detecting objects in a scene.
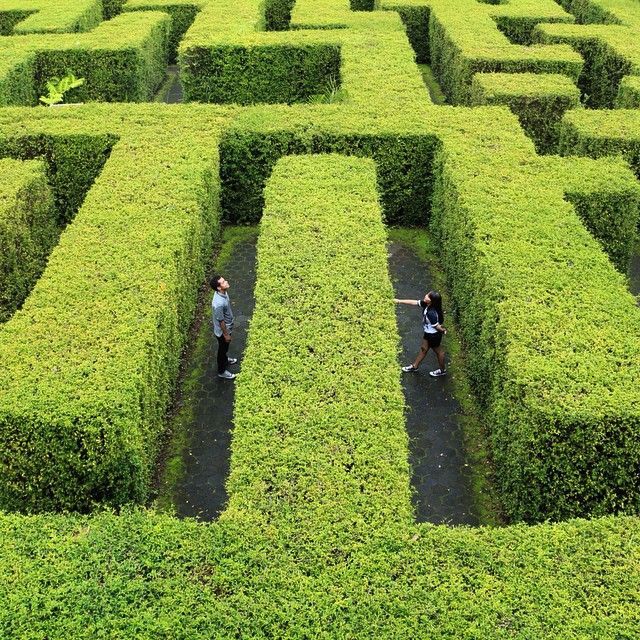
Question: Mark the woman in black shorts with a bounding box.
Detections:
[394,290,447,377]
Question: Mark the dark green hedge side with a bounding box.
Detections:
[0,510,639,637]
[470,72,581,154]
[180,43,341,104]
[124,0,201,63]
[0,51,36,105]
[0,159,56,323]
[430,109,640,522]
[350,0,376,10]
[264,0,296,30]
[102,0,127,20]
[387,5,430,64]
[228,153,413,539]
[0,10,32,35]
[0,104,235,512]
[534,23,633,108]
[220,112,437,225]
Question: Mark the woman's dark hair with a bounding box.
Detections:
[210,275,223,291]
[427,291,444,321]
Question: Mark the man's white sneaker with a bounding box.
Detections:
[227,358,238,366]
[402,364,418,372]
[218,370,236,380]
[429,369,447,377]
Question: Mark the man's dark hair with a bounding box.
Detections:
[211,275,223,291]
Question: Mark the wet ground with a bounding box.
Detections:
[629,251,640,298]
[389,242,478,525]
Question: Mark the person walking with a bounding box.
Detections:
[395,290,447,377]
[211,274,238,380]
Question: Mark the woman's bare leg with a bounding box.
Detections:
[433,346,446,371]
[413,339,430,368]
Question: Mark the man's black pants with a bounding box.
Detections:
[216,334,230,374]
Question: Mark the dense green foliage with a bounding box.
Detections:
[470,72,581,154]
[0,0,102,34]
[0,11,171,105]
[1,510,639,637]
[0,104,235,512]
[0,158,56,323]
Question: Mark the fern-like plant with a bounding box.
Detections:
[39,73,85,106]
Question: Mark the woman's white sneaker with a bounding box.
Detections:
[218,370,236,380]
[429,369,446,377]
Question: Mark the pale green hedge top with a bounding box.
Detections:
[0,510,639,637]
[472,72,581,99]
[0,0,101,33]
[228,154,412,536]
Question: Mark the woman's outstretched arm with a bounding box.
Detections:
[394,298,419,305]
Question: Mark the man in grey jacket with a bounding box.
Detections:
[211,275,238,380]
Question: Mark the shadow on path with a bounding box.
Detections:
[389,241,478,526]
[174,240,257,520]
[629,251,640,298]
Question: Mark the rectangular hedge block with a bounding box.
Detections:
[228,153,413,537]
[470,72,581,154]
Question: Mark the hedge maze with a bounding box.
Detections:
[1,0,640,635]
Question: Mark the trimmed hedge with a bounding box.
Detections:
[430,106,640,521]
[381,0,581,105]
[124,0,202,63]
[534,21,638,108]
[0,103,236,512]
[229,153,412,536]
[179,0,342,104]
[470,72,581,154]
[0,510,639,636]
[0,11,171,105]
[0,0,102,34]
[0,158,56,323]
[559,108,640,180]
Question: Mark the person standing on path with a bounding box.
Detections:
[395,290,447,377]
[211,275,238,380]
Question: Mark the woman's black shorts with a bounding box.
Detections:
[423,331,443,348]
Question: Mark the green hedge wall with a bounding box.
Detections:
[124,0,201,63]
[220,109,437,226]
[559,108,640,181]
[534,23,635,109]
[0,133,116,225]
[0,0,102,34]
[430,107,640,522]
[0,11,171,106]
[0,104,236,512]
[229,153,412,536]
[617,75,640,108]
[0,158,56,323]
[470,72,581,154]
[0,510,638,636]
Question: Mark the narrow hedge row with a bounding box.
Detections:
[124,0,202,63]
[0,158,56,323]
[228,153,412,539]
[0,103,236,512]
[0,11,171,105]
[0,0,102,34]
[178,0,341,104]
[430,105,640,521]
[470,72,581,154]
[0,509,638,636]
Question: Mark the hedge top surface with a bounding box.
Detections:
[0,0,101,33]
[472,71,582,99]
